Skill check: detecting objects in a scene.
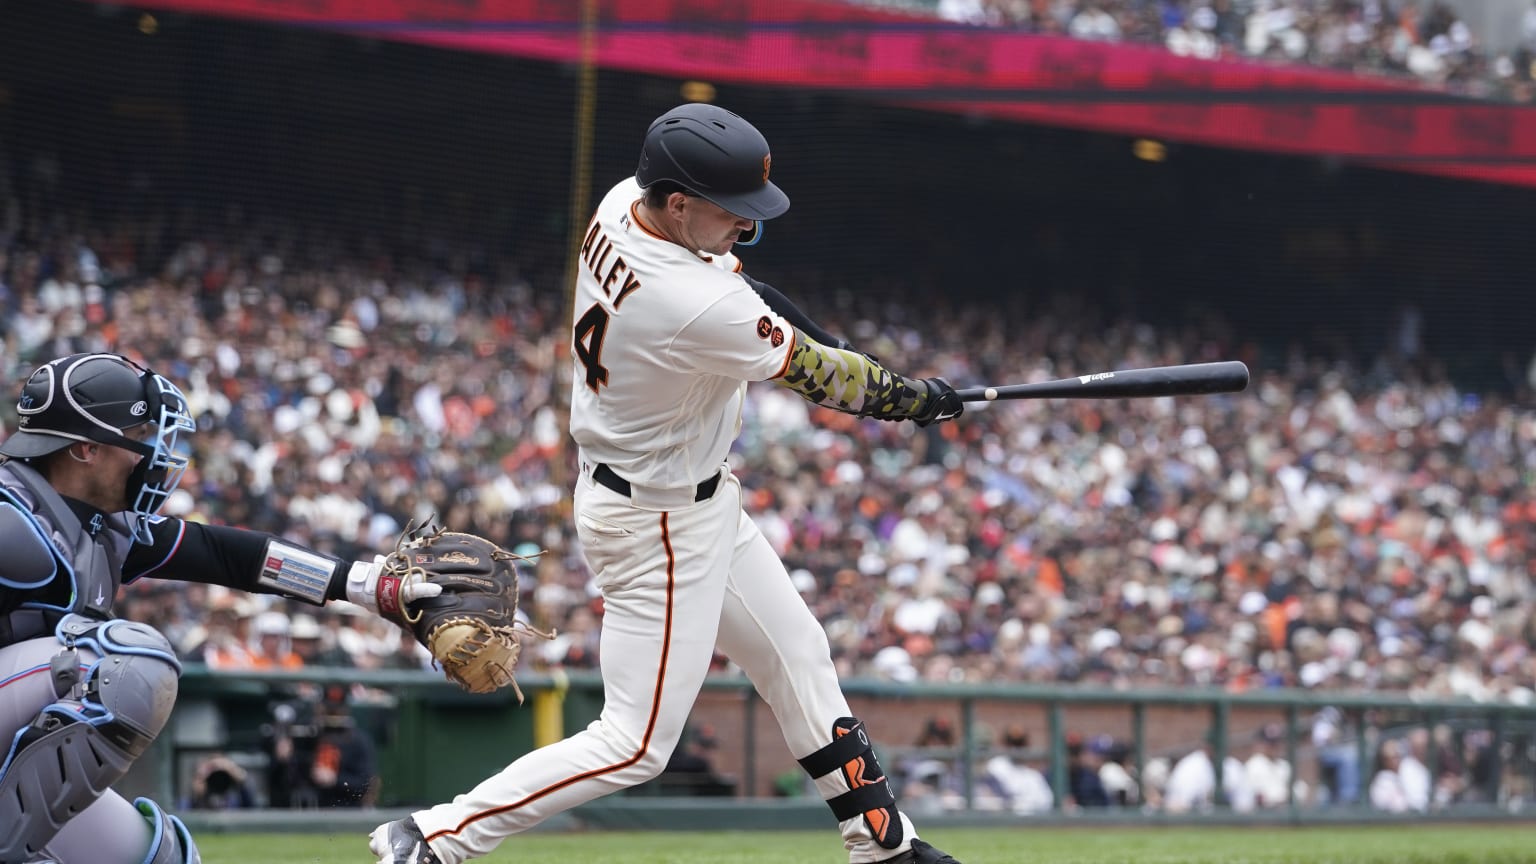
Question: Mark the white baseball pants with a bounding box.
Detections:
[411,466,915,863]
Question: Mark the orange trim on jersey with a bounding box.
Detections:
[425,511,678,844]
[769,328,797,380]
[630,201,669,242]
[732,258,743,273]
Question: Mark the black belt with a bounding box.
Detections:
[593,463,720,503]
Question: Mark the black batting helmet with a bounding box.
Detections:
[636,103,790,222]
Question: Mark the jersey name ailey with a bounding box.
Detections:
[581,222,642,310]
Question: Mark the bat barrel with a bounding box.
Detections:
[957,361,1249,403]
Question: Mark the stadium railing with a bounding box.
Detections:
[147,666,1536,830]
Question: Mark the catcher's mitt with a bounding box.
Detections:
[379,523,553,700]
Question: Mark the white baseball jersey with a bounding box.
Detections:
[568,177,795,490]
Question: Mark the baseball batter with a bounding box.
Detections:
[0,353,439,864]
[371,104,964,864]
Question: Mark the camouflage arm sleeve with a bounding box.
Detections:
[774,332,934,420]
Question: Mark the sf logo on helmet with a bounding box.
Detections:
[762,154,771,183]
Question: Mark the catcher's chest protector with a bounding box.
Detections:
[0,461,128,644]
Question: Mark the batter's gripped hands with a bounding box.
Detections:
[912,377,964,427]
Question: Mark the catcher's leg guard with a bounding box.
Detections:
[0,616,181,863]
[132,797,201,864]
[798,717,904,851]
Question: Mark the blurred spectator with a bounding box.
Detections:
[1369,738,1412,812]
[1312,707,1361,806]
[307,686,379,808]
[1458,729,1499,804]
[375,626,436,673]
[1243,723,1300,809]
[1069,2,1122,41]
[1096,738,1139,807]
[651,724,736,797]
[262,685,377,808]
[982,726,1054,815]
[251,610,305,670]
[263,693,320,808]
[901,716,964,810]
[1140,755,1170,811]
[1065,733,1110,808]
[1398,728,1433,812]
[290,612,355,668]
[1430,723,1469,806]
[185,753,259,810]
[198,598,261,670]
[1163,735,1254,812]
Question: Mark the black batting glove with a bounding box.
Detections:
[911,377,963,427]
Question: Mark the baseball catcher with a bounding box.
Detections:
[0,353,440,864]
[373,523,551,699]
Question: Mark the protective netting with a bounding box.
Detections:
[4,3,1532,370]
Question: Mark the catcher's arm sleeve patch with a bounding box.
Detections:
[776,335,932,420]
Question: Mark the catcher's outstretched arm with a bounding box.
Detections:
[124,518,343,602]
[774,333,937,420]
[123,516,439,613]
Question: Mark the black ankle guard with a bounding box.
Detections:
[798,717,904,850]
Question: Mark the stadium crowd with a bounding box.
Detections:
[895,711,1511,814]
[923,0,1536,101]
[3,199,1533,710]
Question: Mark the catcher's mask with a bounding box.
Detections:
[0,353,196,543]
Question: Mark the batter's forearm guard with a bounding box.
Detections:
[797,717,905,851]
[778,336,931,420]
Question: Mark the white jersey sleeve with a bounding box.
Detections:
[668,287,796,382]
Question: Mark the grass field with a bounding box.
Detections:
[196,825,1536,863]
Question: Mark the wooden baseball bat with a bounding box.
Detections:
[956,361,1249,403]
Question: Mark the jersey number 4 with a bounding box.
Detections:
[573,303,611,392]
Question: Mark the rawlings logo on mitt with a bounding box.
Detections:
[380,523,553,700]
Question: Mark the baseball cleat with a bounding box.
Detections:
[369,816,443,864]
[878,838,963,864]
